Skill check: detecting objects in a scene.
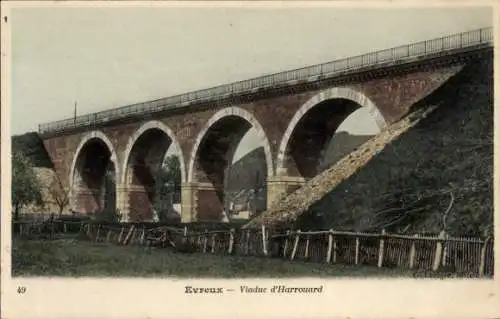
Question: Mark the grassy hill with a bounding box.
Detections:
[250,51,493,238]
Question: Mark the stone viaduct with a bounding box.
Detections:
[38,28,493,222]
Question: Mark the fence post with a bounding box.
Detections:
[432,230,446,271]
[355,236,360,265]
[139,227,145,245]
[95,225,101,242]
[283,230,290,258]
[479,236,491,277]
[409,234,418,269]
[87,223,91,237]
[442,232,449,267]
[183,226,188,244]
[304,235,310,260]
[245,229,251,255]
[326,229,333,263]
[332,231,337,263]
[291,230,301,261]
[51,220,55,240]
[261,225,268,256]
[117,226,124,244]
[106,229,112,243]
[211,233,216,253]
[123,225,136,245]
[378,229,386,268]
[228,228,235,254]
[203,230,208,253]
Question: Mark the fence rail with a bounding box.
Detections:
[38,27,493,135]
[13,219,495,277]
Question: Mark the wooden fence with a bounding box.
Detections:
[12,220,494,277]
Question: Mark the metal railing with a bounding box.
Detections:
[38,27,493,134]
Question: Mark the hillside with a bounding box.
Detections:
[248,52,493,237]
[12,132,64,214]
[11,132,53,168]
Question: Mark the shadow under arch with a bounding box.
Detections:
[276,87,387,178]
[69,131,119,215]
[187,107,274,221]
[121,120,186,221]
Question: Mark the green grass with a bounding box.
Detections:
[12,238,417,278]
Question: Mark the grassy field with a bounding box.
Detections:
[12,237,419,278]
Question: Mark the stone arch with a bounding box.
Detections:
[69,130,119,211]
[121,120,186,186]
[276,87,387,175]
[187,107,274,183]
[120,120,186,221]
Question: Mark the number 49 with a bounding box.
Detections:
[17,286,27,294]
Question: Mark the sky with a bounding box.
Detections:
[9,5,493,137]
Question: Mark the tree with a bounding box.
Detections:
[43,174,71,216]
[154,155,182,222]
[12,151,43,220]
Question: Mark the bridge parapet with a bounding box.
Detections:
[38,27,493,136]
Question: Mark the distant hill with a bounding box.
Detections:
[318,131,374,173]
[225,147,267,215]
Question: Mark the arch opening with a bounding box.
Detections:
[124,128,183,222]
[72,138,116,215]
[279,91,386,179]
[189,109,273,222]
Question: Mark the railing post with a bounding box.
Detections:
[326,230,333,263]
[290,230,301,261]
[378,229,386,268]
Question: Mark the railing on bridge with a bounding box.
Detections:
[38,27,493,135]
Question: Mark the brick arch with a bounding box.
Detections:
[120,120,186,186]
[276,87,387,175]
[69,130,119,209]
[187,106,274,182]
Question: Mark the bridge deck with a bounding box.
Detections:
[38,27,493,136]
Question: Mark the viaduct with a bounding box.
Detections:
[38,27,493,223]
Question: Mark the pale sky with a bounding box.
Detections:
[10,5,492,136]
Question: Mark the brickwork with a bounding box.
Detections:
[39,61,469,221]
